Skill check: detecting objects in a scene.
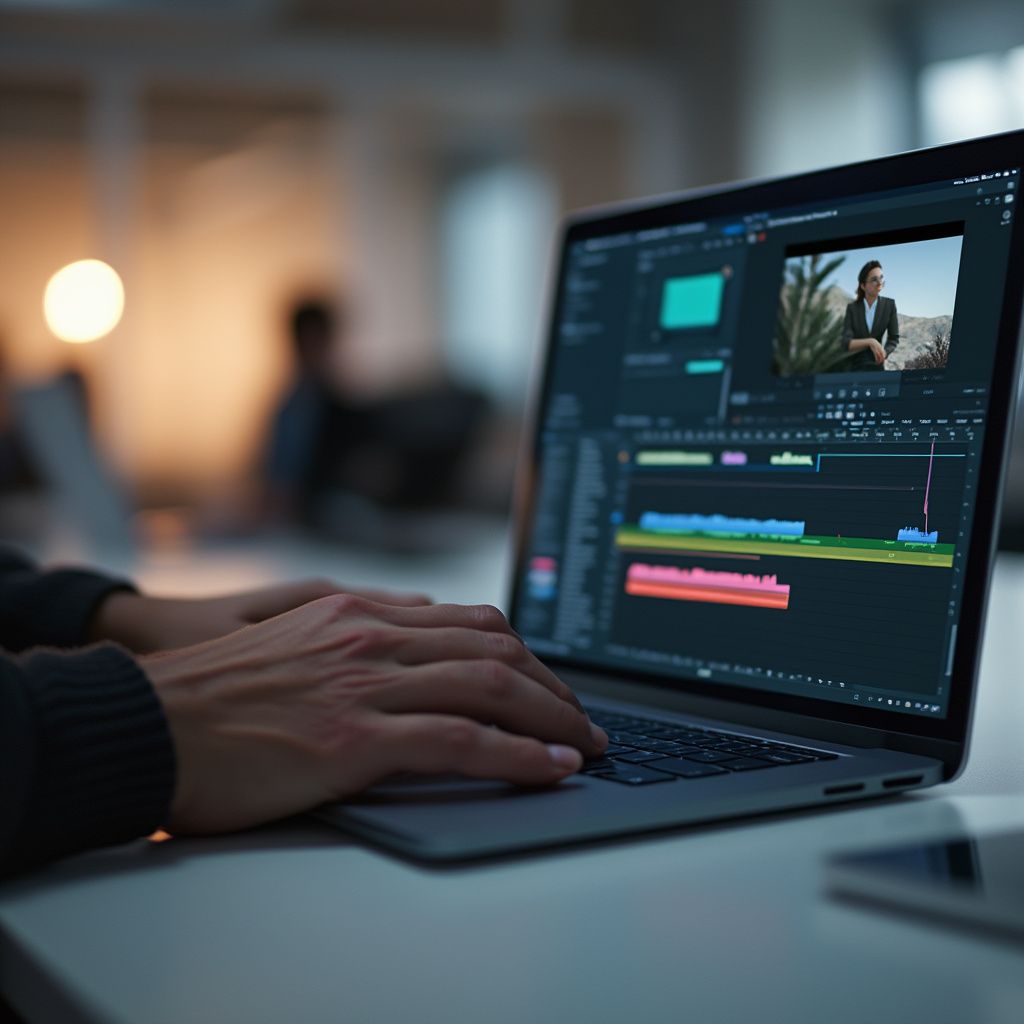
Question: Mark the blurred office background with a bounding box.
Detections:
[1,0,1023,570]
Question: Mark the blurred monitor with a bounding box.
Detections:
[14,375,134,551]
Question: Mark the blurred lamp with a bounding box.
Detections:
[43,259,125,343]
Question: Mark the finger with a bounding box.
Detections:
[385,626,586,713]
[346,587,433,607]
[355,600,519,636]
[367,660,604,755]
[309,594,592,719]
[376,713,584,785]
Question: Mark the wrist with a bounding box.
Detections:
[89,591,154,651]
[139,649,201,826]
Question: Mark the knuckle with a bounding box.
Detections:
[472,603,507,630]
[315,706,379,763]
[548,693,588,738]
[557,681,582,708]
[343,626,391,658]
[507,736,543,771]
[440,718,480,754]
[481,659,517,699]
[323,592,368,618]
[486,631,522,660]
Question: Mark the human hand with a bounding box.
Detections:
[869,339,886,364]
[141,595,607,834]
[90,579,431,654]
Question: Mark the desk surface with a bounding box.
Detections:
[3,536,1024,1024]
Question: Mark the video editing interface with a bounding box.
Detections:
[515,164,1021,720]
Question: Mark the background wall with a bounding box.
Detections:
[0,0,1021,514]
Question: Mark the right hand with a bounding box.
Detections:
[141,595,607,834]
[852,337,887,364]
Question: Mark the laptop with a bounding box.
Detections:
[316,131,1024,861]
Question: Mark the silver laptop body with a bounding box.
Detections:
[317,131,1024,861]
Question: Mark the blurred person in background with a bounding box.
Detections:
[263,299,342,524]
[262,298,488,545]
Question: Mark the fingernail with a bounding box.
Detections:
[547,744,583,770]
[590,723,608,748]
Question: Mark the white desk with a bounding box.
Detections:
[2,540,1024,1024]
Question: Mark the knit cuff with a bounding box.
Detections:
[0,561,136,652]
[13,644,175,871]
[30,569,137,648]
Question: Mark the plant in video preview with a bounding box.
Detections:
[773,252,851,376]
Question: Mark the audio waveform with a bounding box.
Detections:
[769,452,814,467]
[896,527,939,544]
[625,563,791,610]
[638,511,806,536]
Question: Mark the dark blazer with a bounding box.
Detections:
[841,295,899,370]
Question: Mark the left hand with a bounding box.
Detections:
[89,578,433,653]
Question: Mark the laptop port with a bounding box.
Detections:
[823,783,864,796]
[882,774,925,790]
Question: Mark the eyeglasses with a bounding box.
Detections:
[866,274,885,284]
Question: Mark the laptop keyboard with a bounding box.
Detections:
[582,709,838,785]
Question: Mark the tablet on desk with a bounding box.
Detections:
[826,829,1024,945]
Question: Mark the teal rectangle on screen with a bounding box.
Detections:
[685,359,725,375]
[660,273,725,330]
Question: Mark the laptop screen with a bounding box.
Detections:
[511,135,1024,734]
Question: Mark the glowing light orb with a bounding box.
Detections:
[43,259,125,343]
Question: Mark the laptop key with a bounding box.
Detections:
[755,752,815,765]
[718,757,776,771]
[683,750,736,764]
[580,759,616,773]
[635,739,686,753]
[782,746,838,760]
[643,758,729,778]
[617,750,667,764]
[606,732,650,747]
[591,714,840,763]
[594,764,676,786]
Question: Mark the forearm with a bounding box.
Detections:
[87,579,433,655]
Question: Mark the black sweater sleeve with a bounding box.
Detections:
[0,548,176,877]
[1,645,176,877]
[0,545,136,651]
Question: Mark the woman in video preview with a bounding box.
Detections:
[841,260,899,370]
